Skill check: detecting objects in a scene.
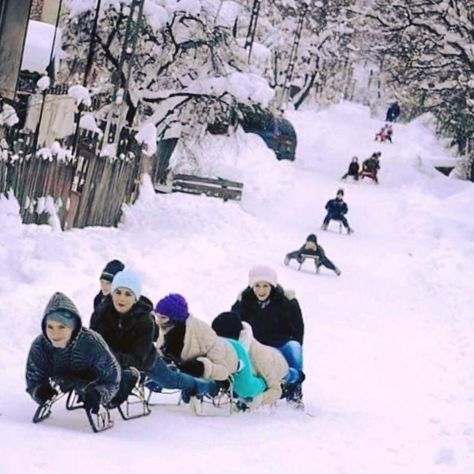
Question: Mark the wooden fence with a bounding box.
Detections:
[0,130,144,229]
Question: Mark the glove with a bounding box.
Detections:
[34,384,57,404]
[83,388,102,414]
[178,359,205,377]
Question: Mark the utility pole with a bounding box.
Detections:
[72,0,102,155]
[277,1,308,110]
[244,0,261,63]
[103,0,145,151]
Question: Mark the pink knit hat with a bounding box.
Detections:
[248,265,278,287]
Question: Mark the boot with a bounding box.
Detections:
[195,379,218,399]
[182,378,218,404]
[334,267,341,276]
[321,223,328,231]
[108,369,139,408]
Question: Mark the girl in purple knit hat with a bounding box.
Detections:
[154,294,239,383]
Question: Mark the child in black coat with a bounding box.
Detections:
[285,234,341,275]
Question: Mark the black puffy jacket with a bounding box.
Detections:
[90,296,157,371]
[231,286,304,347]
[325,198,348,218]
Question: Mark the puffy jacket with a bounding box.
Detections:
[26,292,121,404]
[90,295,157,371]
[156,316,238,381]
[325,198,348,218]
[231,285,304,347]
[239,322,289,405]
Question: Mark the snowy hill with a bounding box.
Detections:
[1,102,473,474]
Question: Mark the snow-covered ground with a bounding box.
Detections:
[1,102,473,474]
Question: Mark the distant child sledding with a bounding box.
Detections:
[385,101,400,123]
[321,188,353,234]
[374,124,393,143]
[341,156,359,181]
[360,152,381,183]
[285,233,341,276]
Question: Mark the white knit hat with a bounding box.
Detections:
[248,265,278,287]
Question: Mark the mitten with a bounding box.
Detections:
[178,359,205,377]
[34,384,57,404]
[83,388,102,414]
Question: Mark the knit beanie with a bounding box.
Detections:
[111,270,142,301]
[248,265,278,288]
[46,309,77,328]
[211,312,243,341]
[155,294,189,322]
[100,259,125,282]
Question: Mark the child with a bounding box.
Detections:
[341,156,359,180]
[93,259,125,311]
[321,188,353,234]
[231,265,305,403]
[285,233,341,275]
[154,294,238,382]
[212,311,293,408]
[360,152,381,183]
[26,292,121,414]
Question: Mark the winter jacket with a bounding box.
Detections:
[347,162,359,175]
[90,295,157,371]
[26,292,120,405]
[156,316,239,381]
[239,322,289,405]
[231,285,304,347]
[93,291,110,312]
[362,157,380,173]
[226,338,266,399]
[386,102,400,122]
[325,198,348,219]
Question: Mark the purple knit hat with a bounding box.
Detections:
[155,294,189,322]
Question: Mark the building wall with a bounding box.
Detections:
[30,0,60,24]
[0,0,33,99]
[29,0,43,20]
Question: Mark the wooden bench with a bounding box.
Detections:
[171,174,243,202]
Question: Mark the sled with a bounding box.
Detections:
[115,381,151,420]
[190,382,234,417]
[33,390,113,432]
[144,378,183,407]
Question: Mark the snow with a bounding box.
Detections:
[143,1,170,32]
[1,102,474,474]
[79,113,103,136]
[187,72,275,106]
[175,0,201,15]
[135,123,157,156]
[68,85,92,107]
[0,104,19,127]
[36,76,51,92]
[21,20,62,75]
